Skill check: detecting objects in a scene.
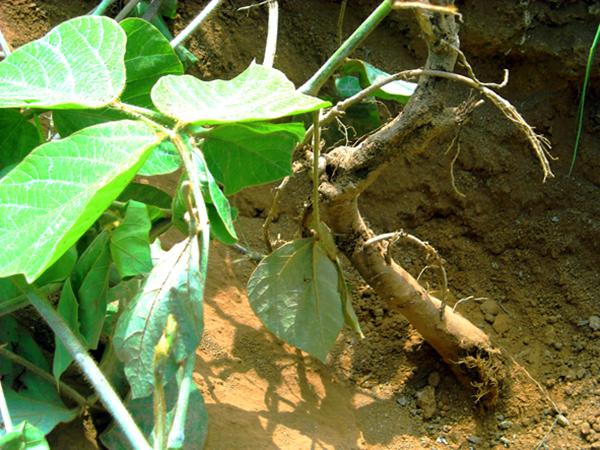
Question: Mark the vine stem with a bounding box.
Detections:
[166,355,196,447]
[0,346,88,409]
[311,111,322,227]
[299,0,392,95]
[0,376,13,433]
[262,0,279,68]
[0,27,12,56]
[170,0,224,49]
[114,0,143,21]
[11,279,152,450]
[91,0,117,15]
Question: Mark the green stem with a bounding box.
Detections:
[299,0,392,95]
[569,23,600,176]
[32,114,45,142]
[12,279,152,450]
[0,376,13,432]
[166,356,196,448]
[91,0,117,15]
[0,346,88,409]
[0,28,12,57]
[311,111,322,227]
[170,0,224,49]
[111,101,173,127]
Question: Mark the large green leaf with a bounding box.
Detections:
[0,120,160,282]
[137,141,181,176]
[0,110,41,169]
[340,59,417,104]
[120,18,184,108]
[100,383,208,450]
[151,62,330,125]
[110,200,153,278]
[114,236,204,398]
[247,237,345,361]
[35,246,78,286]
[0,421,50,449]
[0,17,126,109]
[52,279,81,381]
[203,122,304,195]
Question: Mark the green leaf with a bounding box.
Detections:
[100,383,208,449]
[0,280,58,317]
[114,236,204,398]
[159,0,178,19]
[0,421,50,449]
[203,122,304,195]
[207,204,238,245]
[0,120,160,283]
[110,201,153,278]
[53,108,128,137]
[137,141,181,176]
[35,246,78,286]
[120,18,184,108]
[118,183,172,210]
[247,237,345,361]
[76,233,112,349]
[340,59,417,104]
[192,150,237,241]
[335,75,362,99]
[52,279,81,381]
[0,17,126,109]
[0,110,41,169]
[1,388,77,437]
[151,62,330,125]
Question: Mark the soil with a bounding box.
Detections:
[1,1,599,449]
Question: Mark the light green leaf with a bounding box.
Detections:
[1,388,77,437]
[340,59,417,104]
[0,120,160,283]
[0,421,50,449]
[247,237,345,361]
[0,110,41,169]
[203,122,304,195]
[192,149,237,241]
[114,236,204,398]
[110,200,153,278]
[0,16,126,109]
[207,203,238,245]
[120,18,184,108]
[76,234,112,349]
[137,141,181,176]
[151,61,330,125]
[52,279,80,381]
[100,383,208,449]
[335,75,362,99]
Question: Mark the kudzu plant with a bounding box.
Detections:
[0,9,406,448]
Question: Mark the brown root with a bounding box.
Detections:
[455,346,508,407]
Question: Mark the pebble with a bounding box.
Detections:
[556,414,570,427]
[581,421,591,435]
[416,386,437,419]
[480,299,500,316]
[396,395,409,407]
[589,315,600,331]
[467,435,482,445]
[499,436,510,447]
[493,313,511,335]
[436,436,449,445]
[498,420,513,430]
[428,371,441,387]
[552,341,563,351]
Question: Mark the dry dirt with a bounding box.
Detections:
[1,1,599,449]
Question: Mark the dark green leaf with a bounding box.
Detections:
[52,279,81,381]
[100,383,208,449]
[203,122,304,195]
[335,75,362,99]
[340,59,417,104]
[0,421,50,449]
[152,62,330,125]
[0,279,59,317]
[159,0,178,19]
[0,120,160,283]
[110,201,153,278]
[35,246,78,286]
[53,109,128,137]
[0,110,41,169]
[114,236,204,398]
[120,18,184,108]
[118,183,172,210]
[0,17,126,109]
[247,237,345,361]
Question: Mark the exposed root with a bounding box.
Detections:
[455,346,508,408]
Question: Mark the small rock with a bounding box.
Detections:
[467,435,482,445]
[396,395,409,407]
[493,313,511,335]
[436,436,449,445]
[591,441,600,450]
[589,315,600,331]
[480,299,500,316]
[416,386,437,420]
[556,414,569,427]
[485,313,496,324]
[498,420,513,430]
[552,341,563,351]
[581,422,592,436]
[499,436,510,447]
[428,371,441,387]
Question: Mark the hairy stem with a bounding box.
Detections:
[91,0,117,16]
[311,111,322,227]
[166,355,196,448]
[263,0,279,68]
[0,376,13,432]
[12,279,152,450]
[115,0,143,21]
[0,27,12,56]
[299,0,392,95]
[170,0,224,49]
